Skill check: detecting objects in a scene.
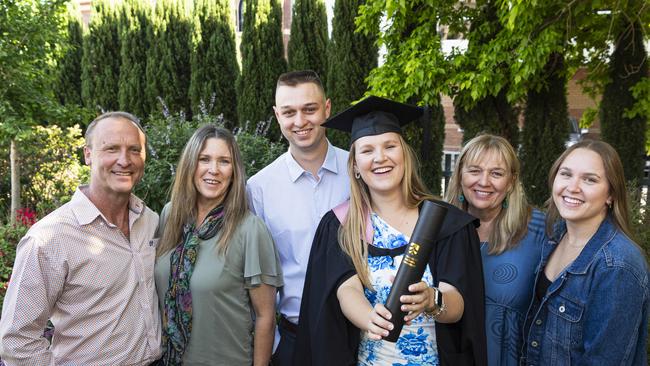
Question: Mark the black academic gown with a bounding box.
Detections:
[293,200,487,366]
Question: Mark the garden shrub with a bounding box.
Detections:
[0,124,89,221]
[0,208,35,306]
[19,125,89,216]
[136,111,285,213]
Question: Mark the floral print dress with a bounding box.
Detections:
[357,213,440,366]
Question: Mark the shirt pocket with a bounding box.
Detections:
[142,239,158,284]
[545,293,584,350]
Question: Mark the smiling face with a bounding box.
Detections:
[193,138,233,209]
[552,148,611,228]
[460,151,512,218]
[353,132,405,198]
[274,82,331,154]
[84,117,146,199]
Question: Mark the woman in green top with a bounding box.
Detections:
[154,125,283,365]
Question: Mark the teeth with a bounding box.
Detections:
[204,179,219,184]
[475,190,492,197]
[373,167,392,173]
[114,172,131,176]
[563,196,583,205]
[294,129,310,136]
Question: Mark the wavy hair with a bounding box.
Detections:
[157,125,248,256]
[445,134,530,254]
[545,139,633,239]
[339,134,434,289]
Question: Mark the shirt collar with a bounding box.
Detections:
[285,141,343,182]
[70,186,145,226]
[547,216,617,275]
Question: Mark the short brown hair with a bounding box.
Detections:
[85,111,145,147]
[276,70,325,95]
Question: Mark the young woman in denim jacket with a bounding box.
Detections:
[521,140,649,365]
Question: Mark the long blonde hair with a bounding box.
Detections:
[157,125,248,256]
[545,139,634,239]
[339,134,434,289]
[446,134,530,254]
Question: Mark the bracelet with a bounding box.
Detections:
[423,287,446,320]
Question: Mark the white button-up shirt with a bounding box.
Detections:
[0,188,161,366]
[247,142,350,324]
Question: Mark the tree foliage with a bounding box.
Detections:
[520,54,570,207]
[287,0,329,84]
[118,0,150,119]
[600,19,648,183]
[452,1,518,145]
[145,0,193,117]
[0,0,66,135]
[237,0,286,137]
[189,0,239,126]
[81,0,121,112]
[54,3,84,107]
[326,0,377,148]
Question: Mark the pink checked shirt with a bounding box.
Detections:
[0,188,161,366]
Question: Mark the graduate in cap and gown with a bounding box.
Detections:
[293,96,487,366]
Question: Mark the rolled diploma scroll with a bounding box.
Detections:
[383,200,448,342]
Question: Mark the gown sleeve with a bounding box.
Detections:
[431,201,488,366]
[293,210,360,366]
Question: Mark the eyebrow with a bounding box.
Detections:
[559,167,601,178]
[278,102,318,110]
[465,164,505,171]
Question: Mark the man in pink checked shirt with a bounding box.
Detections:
[0,112,161,366]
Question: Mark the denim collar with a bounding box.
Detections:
[547,216,617,275]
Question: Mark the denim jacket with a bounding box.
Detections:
[521,216,649,366]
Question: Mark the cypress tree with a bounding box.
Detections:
[55,4,84,106]
[600,19,648,183]
[145,0,193,117]
[81,0,121,112]
[520,53,570,207]
[453,1,518,145]
[287,0,328,84]
[237,0,286,137]
[117,0,150,119]
[326,0,377,148]
[403,98,446,195]
[189,0,239,126]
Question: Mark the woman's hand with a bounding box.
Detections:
[400,281,434,323]
[366,303,394,340]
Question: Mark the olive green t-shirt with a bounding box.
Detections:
[155,205,283,365]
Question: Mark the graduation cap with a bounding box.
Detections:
[323,96,423,143]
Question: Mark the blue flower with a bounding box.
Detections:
[364,288,377,305]
[368,255,394,270]
[397,328,429,357]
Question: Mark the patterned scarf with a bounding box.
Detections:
[161,205,225,365]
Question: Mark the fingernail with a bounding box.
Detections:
[389,324,394,330]
[401,305,406,311]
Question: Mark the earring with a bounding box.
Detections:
[459,193,465,203]
[355,171,361,179]
[502,198,509,209]
[607,201,612,210]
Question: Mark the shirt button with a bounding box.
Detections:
[531,340,539,348]
[535,319,542,325]
[559,305,566,313]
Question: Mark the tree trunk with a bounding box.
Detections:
[10,139,21,225]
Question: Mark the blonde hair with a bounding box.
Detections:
[339,134,434,289]
[545,139,634,239]
[157,125,248,256]
[445,134,530,254]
